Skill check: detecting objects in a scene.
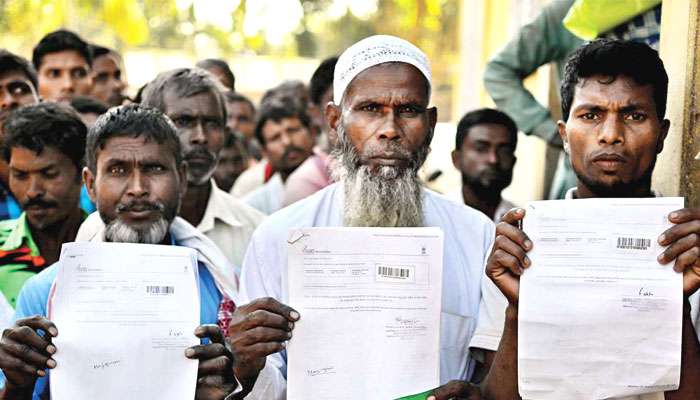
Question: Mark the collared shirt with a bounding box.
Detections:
[445,188,516,223]
[231,161,267,198]
[469,190,698,400]
[198,180,265,276]
[241,173,285,216]
[2,241,223,399]
[282,152,333,207]
[239,183,495,399]
[0,211,87,309]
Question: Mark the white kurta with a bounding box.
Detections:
[239,182,495,399]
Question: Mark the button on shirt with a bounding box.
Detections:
[198,180,265,275]
[238,183,495,399]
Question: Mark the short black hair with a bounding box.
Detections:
[88,44,114,60]
[309,56,337,106]
[254,97,311,146]
[455,108,518,150]
[561,39,668,121]
[2,102,86,172]
[0,50,38,90]
[86,104,182,173]
[71,96,109,116]
[195,58,235,91]
[224,91,256,114]
[142,68,227,122]
[32,29,92,70]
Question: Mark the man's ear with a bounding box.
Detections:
[657,119,670,154]
[325,102,341,137]
[557,120,569,153]
[82,166,97,203]
[451,150,460,170]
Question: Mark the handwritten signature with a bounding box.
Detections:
[306,366,336,377]
[93,360,121,369]
[638,287,655,297]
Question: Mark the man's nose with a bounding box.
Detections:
[126,170,149,197]
[377,112,400,141]
[189,122,208,145]
[0,90,16,110]
[61,74,73,92]
[26,176,44,199]
[486,149,499,165]
[598,115,624,145]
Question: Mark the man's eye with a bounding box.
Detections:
[580,112,598,120]
[108,166,126,175]
[72,68,87,79]
[398,106,420,116]
[360,104,380,112]
[42,170,59,179]
[174,117,195,127]
[7,83,30,96]
[11,171,27,180]
[205,119,223,130]
[146,165,165,173]
[626,113,647,122]
[48,69,61,78]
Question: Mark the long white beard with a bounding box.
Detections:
[104,217,169,244]
[330,124,427,228]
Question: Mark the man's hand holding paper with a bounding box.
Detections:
[485,198,700,399]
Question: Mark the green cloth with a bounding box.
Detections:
[483,0,580,199]
[0,210,87,308]
[0,212,44,308]
[564,0,661,40]
[394,390,432,400]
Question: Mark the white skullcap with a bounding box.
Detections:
[333,35,432,104]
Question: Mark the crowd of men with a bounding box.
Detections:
[0,25,697,400]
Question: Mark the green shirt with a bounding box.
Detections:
[0,211,85,308]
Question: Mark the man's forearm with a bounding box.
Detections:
[665,298,700,399]
[482,304,521,400]
[0,384,34,400]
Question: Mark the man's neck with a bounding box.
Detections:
[461,183,501,220]
[179,180,211,227]
[31,207,83,265]
[574,183,654,199]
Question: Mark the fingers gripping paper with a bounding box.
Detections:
[286,227,443,400]
[519,198,684,400]
[48,242,200,400]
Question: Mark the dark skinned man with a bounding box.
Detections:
[0,104,241,399]
[139,68,264,272]
[228,35,484,400]
[32,30,92,104]
[449,108,517,222]
[89,44,127,107]
[0,50,39,221]
[0,103,86,313]
[474,39,700,400]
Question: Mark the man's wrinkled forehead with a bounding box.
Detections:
[342,62,431,107]
[97,136,175,167]
[333,35,431,104]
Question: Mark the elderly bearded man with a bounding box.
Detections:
[0,104,241,399]
[225,35,488,399]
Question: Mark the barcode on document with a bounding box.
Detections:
[616,237,651,250]
[377,266,410,279]
[146,285,174,295]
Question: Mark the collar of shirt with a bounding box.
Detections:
[197,179,245,233]
[0,212,39,254]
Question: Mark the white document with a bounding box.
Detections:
[0,290,13,333]
[48,242,200,400]
[287,227,443,400]
[519,198,685,400]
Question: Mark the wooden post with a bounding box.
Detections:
[653,0,700,207]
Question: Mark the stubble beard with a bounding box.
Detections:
[330,123,428,228]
